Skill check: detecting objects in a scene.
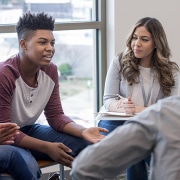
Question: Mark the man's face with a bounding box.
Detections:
[23,30,55,67]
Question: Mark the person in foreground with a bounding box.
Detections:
[98,17,179,180]
[0,12,108,179]
[0,123,41,180]
[71,95,180,180]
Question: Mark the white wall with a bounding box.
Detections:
[106,0,180,66]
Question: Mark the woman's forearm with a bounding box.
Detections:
[109,100,124,113]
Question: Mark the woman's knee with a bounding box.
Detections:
[98,120,125,135]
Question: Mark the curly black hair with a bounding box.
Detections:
[16,12,55,41]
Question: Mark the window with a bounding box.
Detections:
[0,0,106,127]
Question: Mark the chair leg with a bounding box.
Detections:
[60,164,64,180]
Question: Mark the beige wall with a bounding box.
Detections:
[106,0,180,66]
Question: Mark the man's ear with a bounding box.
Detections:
[19,39,27,50]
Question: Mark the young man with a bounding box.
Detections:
[0,12,108,179]
[0,123,41,180]
[71,95,180,180]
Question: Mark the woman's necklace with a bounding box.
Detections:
[139,70,154,107]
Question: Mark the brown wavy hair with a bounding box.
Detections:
[120,17,179,96]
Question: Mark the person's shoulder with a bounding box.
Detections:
[40,62,58,79]
[0,54,19,74]
[111,52,123,67]
[42,62,57,71]
[172,65,180,73]
[49,61,57,67]
[0,55,19,85]
[114,52,123,59]
[168,60,179,71]
[40,62,56,73]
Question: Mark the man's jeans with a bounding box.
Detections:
[0,123,89,180]
[0,145,41,180]
[20,124,89,160]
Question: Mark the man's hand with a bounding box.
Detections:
[81,127,109,143]
[0,123,20,145]
[45,142,74,168]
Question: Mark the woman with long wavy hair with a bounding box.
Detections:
[98,17,180,180]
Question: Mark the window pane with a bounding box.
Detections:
[53,30,95,127]
[0,33,18,60]
[0,30,95,127]
[0,0,95,24]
